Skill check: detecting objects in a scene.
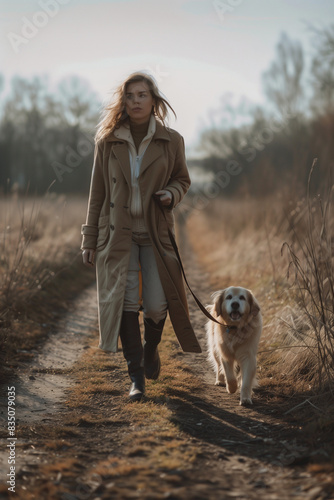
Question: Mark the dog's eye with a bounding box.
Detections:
[226,295,232,300]
[239,295,246,301]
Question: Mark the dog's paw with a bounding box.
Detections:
[215,380,224,386]
[226,379,238,394]
[240,397,253,406]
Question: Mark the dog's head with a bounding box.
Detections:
[212,286,260,325]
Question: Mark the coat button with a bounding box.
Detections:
[113,177,116,183]
[110,225,115,230]
[110,202,114,208]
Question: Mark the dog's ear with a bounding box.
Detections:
[212,289,226,317]
[248,290,261,317]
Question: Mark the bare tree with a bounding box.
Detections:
[262,32,304,117]
[197,94,255,158]
[0,74,100,194]
[57,75,100,129]
[310,24,334,115]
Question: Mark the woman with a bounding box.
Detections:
[81,71,201,402]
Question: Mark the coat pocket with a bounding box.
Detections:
[96,215,110,251]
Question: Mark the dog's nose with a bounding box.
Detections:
[231,301,239,310]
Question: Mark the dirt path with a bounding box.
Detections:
[0,285,98,473]
[0,225,333,499]
[170,222,333,499]
[17,285,98,423]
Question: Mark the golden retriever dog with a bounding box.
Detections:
[206,287,262,405]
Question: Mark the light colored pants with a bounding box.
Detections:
[123,232,168,323]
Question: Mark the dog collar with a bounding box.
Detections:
[225,325,238,333]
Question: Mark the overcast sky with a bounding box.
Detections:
[1,0,333,154]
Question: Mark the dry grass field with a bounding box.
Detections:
[185,182,334,397]
[0,186,334,498]
[0,193,94,380]
[1,185,333,400]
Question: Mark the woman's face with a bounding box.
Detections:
[125,81,155,124]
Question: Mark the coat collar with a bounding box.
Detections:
[112,113,156,145]
[106,115,171,143]
[107,115,171,185]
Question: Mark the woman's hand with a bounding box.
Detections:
[155,190,173,207]
[82,249,96,267]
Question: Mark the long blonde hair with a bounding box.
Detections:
[95,72,177,142]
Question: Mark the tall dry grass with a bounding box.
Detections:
[0,192,87,309]
[186,164,334,394]
[278,161,334,391]
[0,191,93,377]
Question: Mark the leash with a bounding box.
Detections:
[153,194,233,328]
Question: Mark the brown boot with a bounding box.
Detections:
[119,311,145,401]
[143,317,165,380]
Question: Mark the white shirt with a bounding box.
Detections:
[113,114,156,232]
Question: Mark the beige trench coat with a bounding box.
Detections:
[81,117,202,354]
